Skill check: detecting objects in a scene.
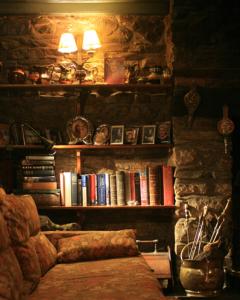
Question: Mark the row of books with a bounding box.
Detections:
[60,165,174,207]
[19,154,57,190]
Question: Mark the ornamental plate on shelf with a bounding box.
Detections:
[67,116,93,145]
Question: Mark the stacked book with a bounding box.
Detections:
[59,165,174,207]
[20,154,57,191]
[18,154,60,206]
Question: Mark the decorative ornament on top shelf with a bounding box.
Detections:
[184,87,201,128]
[217,105,235,154]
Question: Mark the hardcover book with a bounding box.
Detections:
[109,174,117,206]
[116,171,125,206]
[139,168,149,205]
[97,173,106,206]
[22,181,57,190]
[162,165,174,206]
[148,166,161,206]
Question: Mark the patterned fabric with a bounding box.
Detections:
[0,212,10,251]
[57,229,139,263]
[0,194,40,244]
[0,248,23,300]
[31,232,57,275]
[29,256,164,300]
[13,239,41,294]
[0,187,6,201]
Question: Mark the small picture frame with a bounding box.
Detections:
[0,123,10,145]
[104,55,125,84]
[93,124,110,145]
[124,127,139,145]
[157,121,171,144]
[110,125,124,145]
[141,125,156,144]
[45,128,63,145]
[21,124,42,145]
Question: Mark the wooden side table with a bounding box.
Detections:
[136,239,173,289]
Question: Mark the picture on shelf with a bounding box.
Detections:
[141,125,156,144]
[124,127,139,145]
[157,121,171,144]
[45,128,63,145]
[104,55,125,84]
[21,124,43,145]
[93,124,110,145]
[110,125,124,145]
[0,123,10,145]
[67,116,93,145]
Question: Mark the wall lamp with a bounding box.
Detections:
[58,29,101,83]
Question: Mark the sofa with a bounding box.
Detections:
[0,187,167,300]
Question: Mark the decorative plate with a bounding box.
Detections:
[67,116,93,145]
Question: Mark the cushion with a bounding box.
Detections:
[1,194,40,244]
[13,239,41,294]
[0,248,23,300]
[57,229,139,263]
[0,213,10,251]
[31,232,57,275]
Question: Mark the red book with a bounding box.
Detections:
[89,174,97,205]
[130,172,136,202]
[162,165,174,206]
[139,168,149,205]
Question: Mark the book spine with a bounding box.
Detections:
[21,159,55,166]
[21,165,55,170]
[134,171,141,205]
[25,155,55,160]
[63,172,72,207]
[116,171,125,206]
[89,174,97,205]
[124,171,131,204]
[148,166,160,205]
[77,176,82,206]
[23,176,56,182]
[162,165,174,206]
[105,173,110,206]
[110,174,117,205]
[139,168,149,205]
[81,174,88,207]
[130,171,136,202]
[22,169,55,176]
[22,181,57,190]
[59,172,65,206]
[71,172,78,206]
[97,173,106,206]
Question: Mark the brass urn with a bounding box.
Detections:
[180,258,225,297]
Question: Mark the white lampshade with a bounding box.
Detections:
[82,29,101,52]
[58,32,78,53]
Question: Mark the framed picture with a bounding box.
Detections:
[67,116,93,145]
[110,125,124,145]
[21,124,42,145]
[157,121,171,144]
[0,123,10,145]
[104,55,125,84]
[93,124,110,145]
[141,125,156,144]
[124,127,139,145]
[45,128,63,145]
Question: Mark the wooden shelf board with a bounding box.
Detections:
[0,83,172,92]
[0,144,173,150]
[37,205,175,210]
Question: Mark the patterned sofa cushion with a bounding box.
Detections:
[1,194,40,244]
[31,232,57,276]
[57,229,139,263]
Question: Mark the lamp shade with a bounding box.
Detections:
[58,32,78,53]
[82,29,101,52]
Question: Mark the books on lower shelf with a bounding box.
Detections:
[19,153,57,192]
[59,165,174,207]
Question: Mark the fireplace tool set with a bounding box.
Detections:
[180,199,231,297]
[182,198,231,261]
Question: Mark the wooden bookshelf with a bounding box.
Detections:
[37,205,175,210]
